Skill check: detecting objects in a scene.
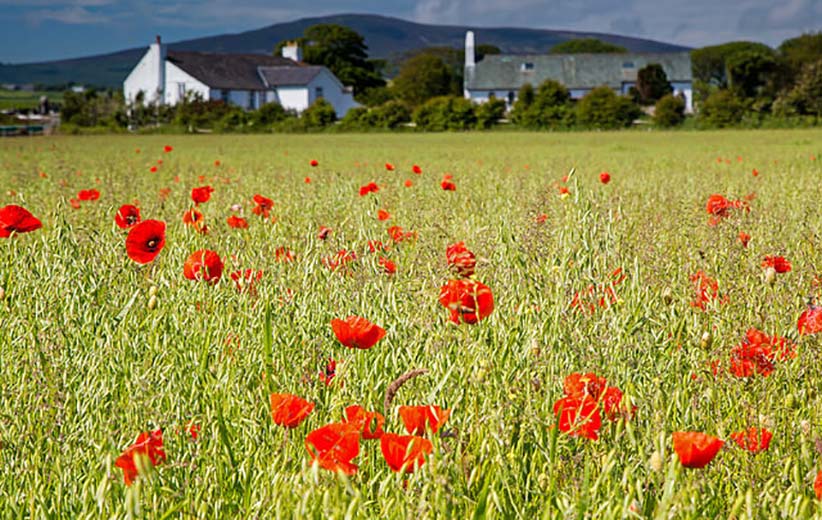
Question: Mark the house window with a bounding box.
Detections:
[177,83,186,99]
[622,61,635,68]
[507,91,515,105]
[315,86,324,99]
[248,92,255,110]
[220,89,230,103]
[521,62,534,71]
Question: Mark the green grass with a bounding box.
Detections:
[0,89,62,110]
[1,130,821,518]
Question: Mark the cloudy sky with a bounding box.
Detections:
[1,0,820,63]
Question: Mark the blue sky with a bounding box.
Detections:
[1,0,820,63]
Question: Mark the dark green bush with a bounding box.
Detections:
[412,96,477,131]
[475,96,507,129]
[576,87,641,129]
[302,98,337,128]
[698,89,746,128]
[653,94,686,127]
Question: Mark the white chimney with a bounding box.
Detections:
[465,31,475,68]
[281,41,302,62]
[150,35,166,105]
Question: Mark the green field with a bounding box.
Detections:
[0,89,62,111]
[1,131,821,518]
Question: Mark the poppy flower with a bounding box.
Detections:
[752,168,759,177]
[558,186,570,197]
[441,179,456,191]
[690,270,721,311]
[377,209,390,221]
[275,246,295,263]
[359,182,379,196]
[562,372,607,401]
[762,256,791,273]
[252,194,274,218]
[379,256,397,274]
[305,423,360,475]
[163,145,173,153]
[815,470,822,500]
[446,242,476,277]
[125,220,166,264]
[226,215,248,229]
[150,166,158,173]
[304,177,311,183]
[330,316,386,350]
[183,249,223,283]
[0,205,42,237]
[317,226,332,240]
[398,405,450,436]
[115,205,141,229]
[536,214,548,224]
[69,198,81,210]
[343,405,385,439]
[319,358,338,386]
[380,433,433,473]
[438,279,494,324]
[368,240,388,253]
[270,393,314,428]
[187,421,200,440]
[672,431,724,468]
[404,180,413,187]
[738,232,750,248]
[387,226,416,243]
[182,208,208,234]
[601,386,633,421]
[323,250,357,271]
[599,172,611,184]
[115,428,166,485]
[729,427,772,454]
[553,394,601,440]
[230,269,263,293]
[798,306,822,335]
[310,159,319,167]
[78,189,100,201]
[385,162,395,171]
[191,186,214,205]
[412,165,422,174]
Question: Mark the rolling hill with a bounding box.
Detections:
[0,13,690,88]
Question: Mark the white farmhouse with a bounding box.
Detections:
[463,31,693,112]
[124,37,358,117]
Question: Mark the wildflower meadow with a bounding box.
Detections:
[1,130,822,518]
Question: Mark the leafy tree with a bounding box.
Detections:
[509,83,535,126]
[513,80,575,129]
[302,98,337,128]
[475,95,507,129]
[475,44,502,61]
[250,102,289,127]
[691,42,775,87]
[778,33,822,80]
[550,38,627,54]
[275,24,385,102]
[412,96,476,131]
[698,89,745,127]
[576,87,640,129]
[725,49,778,99]
[653,94,686,127]
[773,59,822,117]
[636,64,672,105]
[392,54,456,108]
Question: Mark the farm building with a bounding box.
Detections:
[463,31,693,112]
[123,37,358,117]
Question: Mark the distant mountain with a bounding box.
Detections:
[0,13,690,88]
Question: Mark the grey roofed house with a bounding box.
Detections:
[257,66,325,87]
[166,51,298,90]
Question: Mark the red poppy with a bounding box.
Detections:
[387,225,417,243]
[342,405,385,439]
[182,208,208,234]
[115,205,141,229]
[738,232,750,248]
[69,198,81,210]
[601,386,632,421]
[323,250,357,271]
[149,166,158,173]
[78,189,100,201]
[377,209,390,221]
[359,182,379,196]
[553,394,601,440]
[563,372,607,401]
[0,205,42,237]
[815,470,822,500]
[270,393,314,428]
[599,172,611,184]
[230,269,263,293]
[252,194,274,218]
[191,186,214,205]
[752,168,759,177]
[275,246,295,263]
[412,165,422,174]
[330,316,386,350]
[380,433,433,473]
[690,270,721,311]
[558,186,570,196]
[304,177,311,183]
[318,226,332,240]
[163,145,173,153]
[438,279,494,324]
[115,428,166,485]
[441,179,456,191]
[385,162,395,171]
[672,431,724,468]
[446,242,476,277]
[305,423,360,475]
[536,214,548,224]
[226,215,248,229]
[398,405,450,436]
[183,249,224,283]
[187,421,200,440]
[368,240,388,253]
[404,180,413,187]
[798,306,822,335]
[125,220,166,264]
[762,256,791,273]
[379,256,396,274]
[318,358,338,386]
[310,159,319,167]
[729,427,772,454]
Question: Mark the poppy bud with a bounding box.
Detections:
[700,331,712,349]
[764,267,776,285]
[0,287,4,300]
[801,420,811,436]
[149,285,158,297]
[662,287,673,305]
[649,451,663,472]
[148,295,157,310]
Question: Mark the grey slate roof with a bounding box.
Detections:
[465,52,692,91]
[166,51,297,90]
[258,66,323,87]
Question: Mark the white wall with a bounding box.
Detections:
[124,44,163,105]
[671,81,693,113]
[306,69,359,117]
[164,62,209,105]
[276,86,309,113]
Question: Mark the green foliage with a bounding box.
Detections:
[691,42,775,88]
[636,64,673,105]
[550,38,627,54]
[576,87,640,129]
[302,98,337,129]
[653,94,686,127]
[250,102,289,127]
[275,24,385,101]
[476,44,502,61]
[357,86,395,108]
[172,97,233,130]
[725,49,778,100]
[475,96,507,129]
[392,54,457,108]
[339,101,411,131]
[412,96,477,131]
[698,89,746,127]
[778,33,822,80]
[773,59,822,118]
[61,89,125,127]
[214,107,251,133]
[511,80,574,129]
